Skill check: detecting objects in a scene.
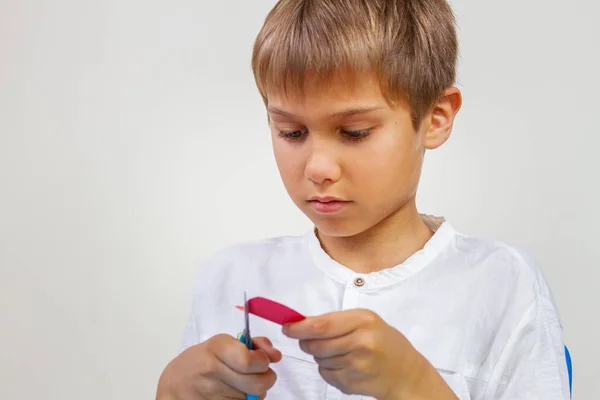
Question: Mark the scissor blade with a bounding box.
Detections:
[244,291,250,347]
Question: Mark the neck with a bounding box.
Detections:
[315,198,435,274]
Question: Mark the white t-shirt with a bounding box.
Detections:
[179,218,570,400]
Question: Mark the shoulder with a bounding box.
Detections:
[426,216,546,292]
[446,225,561,324]
[189,232,309,293]
[201,233,307,269]
[450,227,549,294]
[450,235,569,397]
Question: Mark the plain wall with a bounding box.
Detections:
[0,0,598,398]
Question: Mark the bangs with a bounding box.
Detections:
[251,0,458,126]
[252,1,386,104]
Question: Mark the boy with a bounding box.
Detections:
[157,0,569,399]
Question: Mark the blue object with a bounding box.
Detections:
[239,291,260,400]
[565,346,572,398]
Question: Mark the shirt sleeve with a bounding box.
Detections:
[176,247,231,355]
[483,292,570,400]
[178,305,199,355]
[177,273,203,355]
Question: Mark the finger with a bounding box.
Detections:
[314,353,349,370]
[207,338,278,397]
[317,365,348,394]
[299,334,354,359]
[181,341,245,399]
[283,309,380,340]
[193,336,275,399]
[218,364,278,397]
[252,337,283,363]
[214,337,271,374]
[195,374,245,399]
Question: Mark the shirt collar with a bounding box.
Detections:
[304,215,456,290]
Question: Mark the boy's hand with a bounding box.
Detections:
[283,309,458,400]
[156,334,282,400]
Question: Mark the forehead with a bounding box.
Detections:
[266,71,391,116]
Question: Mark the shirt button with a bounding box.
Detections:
[354,277,365,287]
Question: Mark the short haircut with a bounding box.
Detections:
[252,0,458,127]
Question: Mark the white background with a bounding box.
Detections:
[0,0,598,398]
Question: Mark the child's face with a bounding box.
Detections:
[267,72,440,237]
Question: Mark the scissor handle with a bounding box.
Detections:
[238,333,260,400]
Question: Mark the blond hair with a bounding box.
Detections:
[252,0,458,127]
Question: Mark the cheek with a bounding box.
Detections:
[272,133,290,167]
[355,137,421,189]
[272,140,304,188]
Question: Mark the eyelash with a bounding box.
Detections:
[278,129,371,142]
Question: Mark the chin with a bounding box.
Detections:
[309,216,371,238]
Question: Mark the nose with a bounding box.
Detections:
[304,141,342,185]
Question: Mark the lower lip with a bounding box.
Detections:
[309,200,349,213]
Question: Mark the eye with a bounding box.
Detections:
[279,130,308,141]
[341,129,371,142]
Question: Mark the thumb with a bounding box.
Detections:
[252,336,283,363]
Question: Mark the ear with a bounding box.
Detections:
[423,87,462,150]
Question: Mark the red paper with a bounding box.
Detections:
[236,296,306,325]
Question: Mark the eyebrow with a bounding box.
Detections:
[267,106,384,119]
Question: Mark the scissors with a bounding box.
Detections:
[238,291,259,400]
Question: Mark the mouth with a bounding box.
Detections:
[308,196,348,203]
[307,196,351,213]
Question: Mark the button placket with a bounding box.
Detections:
[333,278,367,400]
[331,285,363,400]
